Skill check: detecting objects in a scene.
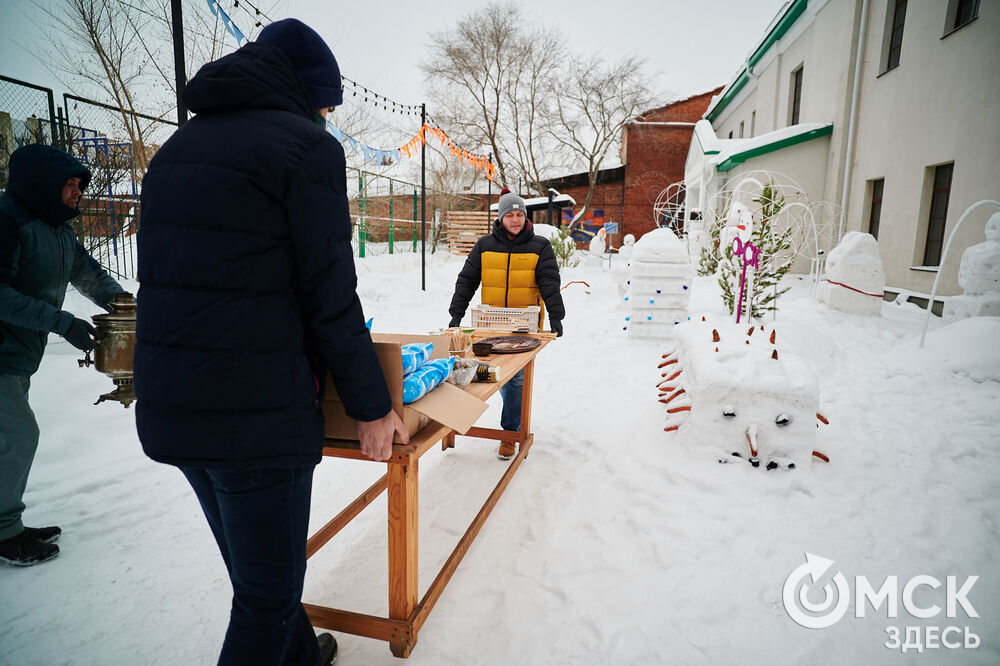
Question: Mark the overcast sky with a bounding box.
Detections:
[1,0,789,108]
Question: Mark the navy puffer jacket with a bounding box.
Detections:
[0,144,124,375]
[135,42,391,469]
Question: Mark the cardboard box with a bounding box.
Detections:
[323,333,489,443]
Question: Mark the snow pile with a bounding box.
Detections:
[624,228,691,338]
[4,257,999,665]
[664,317,823,469]
[531,222,559,241]
[886,316,1000,383]
[816,231,885,316]
[944,212,1000,320]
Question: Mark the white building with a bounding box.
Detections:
[684,0,1000,308]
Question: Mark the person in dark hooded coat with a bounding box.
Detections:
[0,144,127,567]
[135,18,406,666]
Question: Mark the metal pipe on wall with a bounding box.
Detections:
[836,0,871,242]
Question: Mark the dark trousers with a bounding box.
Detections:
[499,368,525,432]
[180,466,320,666]
[0,375,39,541]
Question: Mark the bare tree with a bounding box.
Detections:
[551,54,654,227]
[34,0,162,174]
[500,35,566,195]
[423,2,530,188]
[31,0,279,176]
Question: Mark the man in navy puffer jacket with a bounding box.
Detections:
[135,18,407,666]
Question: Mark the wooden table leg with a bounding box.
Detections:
[388,456,418,657]
[518,358,534,454]
[441,431,456,451]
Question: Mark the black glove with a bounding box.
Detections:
[449,316,462,328]
[550,319,563,337]
[63,318,98,352]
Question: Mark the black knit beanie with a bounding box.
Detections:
[257,18,343,108]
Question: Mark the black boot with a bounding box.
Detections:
[316,633,338,665]
[0,531,60,566]
[23,525,61,544]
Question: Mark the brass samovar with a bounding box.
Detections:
[78,292,136,407]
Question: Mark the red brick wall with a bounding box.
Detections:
[621,88,721,239]
[546,180,625,230]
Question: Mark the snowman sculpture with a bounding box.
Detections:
[624,228,691,339]
[614,234,636,301]
[660,317,830,469]
[944,212,1000,320]
[815,232,885,316]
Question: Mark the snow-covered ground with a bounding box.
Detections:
[2,250,998,665]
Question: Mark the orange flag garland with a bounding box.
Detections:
[397,124,496,182]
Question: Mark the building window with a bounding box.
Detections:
[750,110,756,137]
[945,0,980,33]
[923,163,953,266]
[867,178,884,239]
[728,130,733,139]
[790,66,803,125]
[738,121,744,138]
[884,0,908,71]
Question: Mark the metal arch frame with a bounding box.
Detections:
[919,200,1000,347]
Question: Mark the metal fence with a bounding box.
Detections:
[61,95,178,279]
[0,75,59,189]
[2,74,486,273]
[346,167,482,257]
[1,76,175,280]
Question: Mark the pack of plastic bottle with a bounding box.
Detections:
[402,356,455,404]
[400,342,433,374]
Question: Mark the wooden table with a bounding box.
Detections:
[303,335,552,657]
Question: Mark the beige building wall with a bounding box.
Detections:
[691,0,999,298]
[847,0,1000,295]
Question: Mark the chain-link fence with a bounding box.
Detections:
[3,74,489,274]
[0,75,59,189]
[347,167,484,258]
[63,95,178,280]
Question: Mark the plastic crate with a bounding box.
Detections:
[470,305,540,332]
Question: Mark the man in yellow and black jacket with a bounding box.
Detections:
[448,188,564,460]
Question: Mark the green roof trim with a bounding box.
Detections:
[748,0,809,70]
[716,123,832,172]
[705,70,750,124]
[705,0,809,123]
[695,126,720,155]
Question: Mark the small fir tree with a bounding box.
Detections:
[697,213,723,276]
[551,223,580,268]
[718,184,793,320]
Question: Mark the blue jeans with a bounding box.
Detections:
[0,376,39,541]
[499,368,524,432]
[180,466,320,666]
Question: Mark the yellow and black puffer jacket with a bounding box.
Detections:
[449,219,565,329]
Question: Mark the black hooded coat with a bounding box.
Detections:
[0,144,123,375]
[135,42,391,469]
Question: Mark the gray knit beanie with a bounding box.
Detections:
[498,190,527,220]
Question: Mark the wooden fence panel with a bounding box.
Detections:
[445,211,492,256]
